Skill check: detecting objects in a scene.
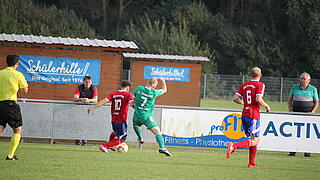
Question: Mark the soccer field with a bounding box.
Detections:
[0,141,319,180]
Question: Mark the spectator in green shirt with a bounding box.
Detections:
[288,72,319,157]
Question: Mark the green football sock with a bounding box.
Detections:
[155,133,165,149]
[133,126,143,140]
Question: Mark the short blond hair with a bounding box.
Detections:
[147,78,158,87]
[250,67,261,78]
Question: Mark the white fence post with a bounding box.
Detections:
[280,77,283,102]
[128,70,131,81]
[203,74,207,99]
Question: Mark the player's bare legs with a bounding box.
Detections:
[250,135,260,146]
[133,125,144,149]
[226,142,235,159]
[150,126,172,156]
[109,131,119,151]
[137,139,144,149]
[6,127,22,160]
[248,135,259,168]
[0,122,23,160]
[99,131,123,153]
[226,134,260,168]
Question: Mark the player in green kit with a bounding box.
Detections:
[133,77,172,156]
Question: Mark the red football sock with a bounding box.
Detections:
[249,146,257,165]
[233,140,252,149]
[103,139,122,149]
[108,132,116,141]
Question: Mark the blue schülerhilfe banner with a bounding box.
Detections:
[17,55,101,85]
[144,65,190,82]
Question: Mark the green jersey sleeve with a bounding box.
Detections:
[313,86,319,101]
[153,89,163,97]
[289,85,296,97]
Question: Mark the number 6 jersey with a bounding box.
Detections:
[236,80,265,120]
[106,90,133,123]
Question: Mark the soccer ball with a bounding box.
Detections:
[117,143,128,152]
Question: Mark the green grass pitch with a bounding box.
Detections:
[1,100,319,179]
[0,141,319,180]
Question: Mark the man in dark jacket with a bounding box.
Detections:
[73,76,98,145]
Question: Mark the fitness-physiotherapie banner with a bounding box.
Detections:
[162,110,250,149]
[144,66,190,82]
[161,109,320,153]
[17,55,101,85]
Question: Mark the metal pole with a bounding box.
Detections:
[242,75,245,83]
[203,74,207,99]
[280,77,283,102]
[128,70,131,81]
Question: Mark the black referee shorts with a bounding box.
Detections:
[0,101,23,129]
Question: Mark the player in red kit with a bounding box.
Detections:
[226,67,270,168]
[88,81,133,152]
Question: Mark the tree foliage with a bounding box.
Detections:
[121,14,216,73]
[1,0,320,78]
[168,1,288,76]
[0,0,95,38]
[287,0,320,78]
[211,20,288,76]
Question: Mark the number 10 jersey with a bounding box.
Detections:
[106,90,133,123]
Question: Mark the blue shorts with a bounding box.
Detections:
[242,116,260,137]
[112,122,128,140]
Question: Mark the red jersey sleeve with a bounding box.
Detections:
[74,87,80,95]
[106,92,113,101]
[256,83,265,96]
[236,85,243,97]
[92,87,98,97]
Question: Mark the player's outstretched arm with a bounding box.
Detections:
[256,95,270,112]
[159,78,167,95]
[88,98,109,114]
[232,94,243,105]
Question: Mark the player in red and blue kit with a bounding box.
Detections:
[88,81,133,153]
[226,67,270,168]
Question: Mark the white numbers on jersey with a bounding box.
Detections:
[140,96,148,107]
[115,99,121,110]
[246,90,252,104]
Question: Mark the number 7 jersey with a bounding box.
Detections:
[133,86,163,117]
[106,90,133,123]
[236,80,266,120]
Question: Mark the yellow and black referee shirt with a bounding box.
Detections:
[0,67,28,101]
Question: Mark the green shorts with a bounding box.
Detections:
[132,112,158,130]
